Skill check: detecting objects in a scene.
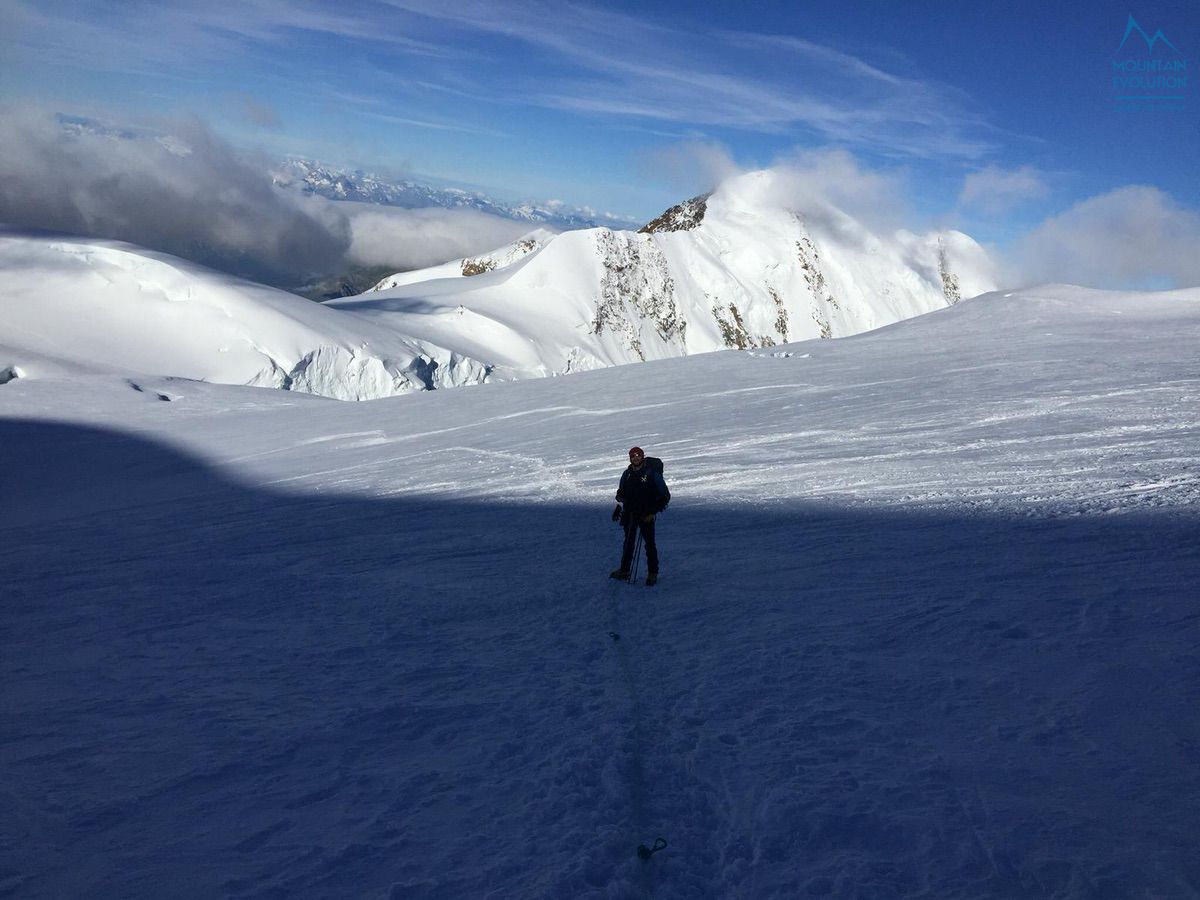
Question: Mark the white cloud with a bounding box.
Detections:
[332,202,534,270]
[639,144,913,236]
[637,141,743,198]
[959,165,1048,214]
[1012,186,1200,289]
[767,148,913,233]
[0,106,536,285]
[0,106,350,284]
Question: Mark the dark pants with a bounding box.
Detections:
[620,516,659,574]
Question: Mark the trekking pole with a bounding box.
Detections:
[630,528,643,583]
[618,514,635,583]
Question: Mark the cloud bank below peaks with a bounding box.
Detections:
[0,107,531,287]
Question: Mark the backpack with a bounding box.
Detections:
[644,457,669,511]
[617,456,669,518]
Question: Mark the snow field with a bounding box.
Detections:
[0,233,451,399]
[2,285,1199,898]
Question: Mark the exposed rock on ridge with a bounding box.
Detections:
[344,170,997,389]
[590,231,686,359]
[639,194,710,234]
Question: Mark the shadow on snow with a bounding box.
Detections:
[2,420,1198,899]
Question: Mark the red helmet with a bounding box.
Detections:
[628,446,644,460]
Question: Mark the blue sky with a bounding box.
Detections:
[1,0,1198,267]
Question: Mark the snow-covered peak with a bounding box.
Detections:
[343,173,998,385]
[1,175,998,400]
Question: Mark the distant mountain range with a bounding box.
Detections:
[271,159,640,232]
[54,116,639,233]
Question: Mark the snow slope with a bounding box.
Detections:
[332,169,997,382]
[2,285,1198,899]
[1,172,994,400]
[0,232,483,400]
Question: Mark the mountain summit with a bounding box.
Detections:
[638,193,710,233]
[332,169,996,384]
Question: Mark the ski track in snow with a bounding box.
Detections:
[2,288,1200,898]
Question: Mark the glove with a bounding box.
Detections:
[612,504,623,522]
[641,513,655,524]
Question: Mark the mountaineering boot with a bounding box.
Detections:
[610,569,630,580]
[645,572,658,587]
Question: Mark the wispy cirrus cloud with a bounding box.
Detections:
[4,0,999,160]
[361,111,509,138]
[3,0,452,69]
[379,0,999,159]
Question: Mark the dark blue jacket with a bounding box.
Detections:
[616,464,670,518]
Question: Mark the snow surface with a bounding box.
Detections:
[1,173,995,401]
[334,169,997,382]
[2,285,1199,898]
[0,232,473,400]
